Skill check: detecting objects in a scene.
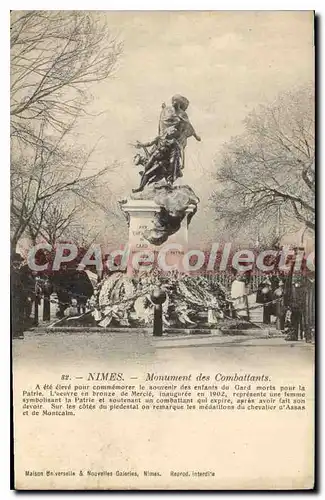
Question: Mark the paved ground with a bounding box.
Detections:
[13,327,314,371]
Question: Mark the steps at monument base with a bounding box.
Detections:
[155,333,274,349]
[39,325,272,340]
[43,326,221,334]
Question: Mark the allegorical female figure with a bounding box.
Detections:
[132,94,201,193]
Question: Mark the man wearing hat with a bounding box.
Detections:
[287,275,306,341]
[274,279,286,331]
[256,277,273,324]
[11,252,28,339]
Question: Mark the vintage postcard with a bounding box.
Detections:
[11,10,315,490]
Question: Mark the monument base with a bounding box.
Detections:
[87,182,228,329]
[121,197,196,276]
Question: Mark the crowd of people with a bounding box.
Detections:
[10,252,94,339]
[11,252,315,343]
[256,274,314,342]
[231,272,315,343]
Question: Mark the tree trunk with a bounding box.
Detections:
[10,237,19,256]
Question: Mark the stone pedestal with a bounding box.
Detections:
[121,199,196,276]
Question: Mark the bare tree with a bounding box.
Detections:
[10,11,123,251]
[26,180,124,248]
[26,194,80,246]
[210,84,315,244]
[11,11,122,144]
[11,121,120,251]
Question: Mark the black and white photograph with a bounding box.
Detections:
[10,10,315,490]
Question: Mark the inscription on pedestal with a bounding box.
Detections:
[132,225,149,249]
[121,199,196,275]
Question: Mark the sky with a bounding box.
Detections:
[73,11,314,248]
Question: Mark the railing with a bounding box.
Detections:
[202,271,274,293]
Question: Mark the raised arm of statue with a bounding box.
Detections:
[177,109,201,142]
[182,118,201,142]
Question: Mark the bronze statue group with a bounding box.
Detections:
[132,94,201,193]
